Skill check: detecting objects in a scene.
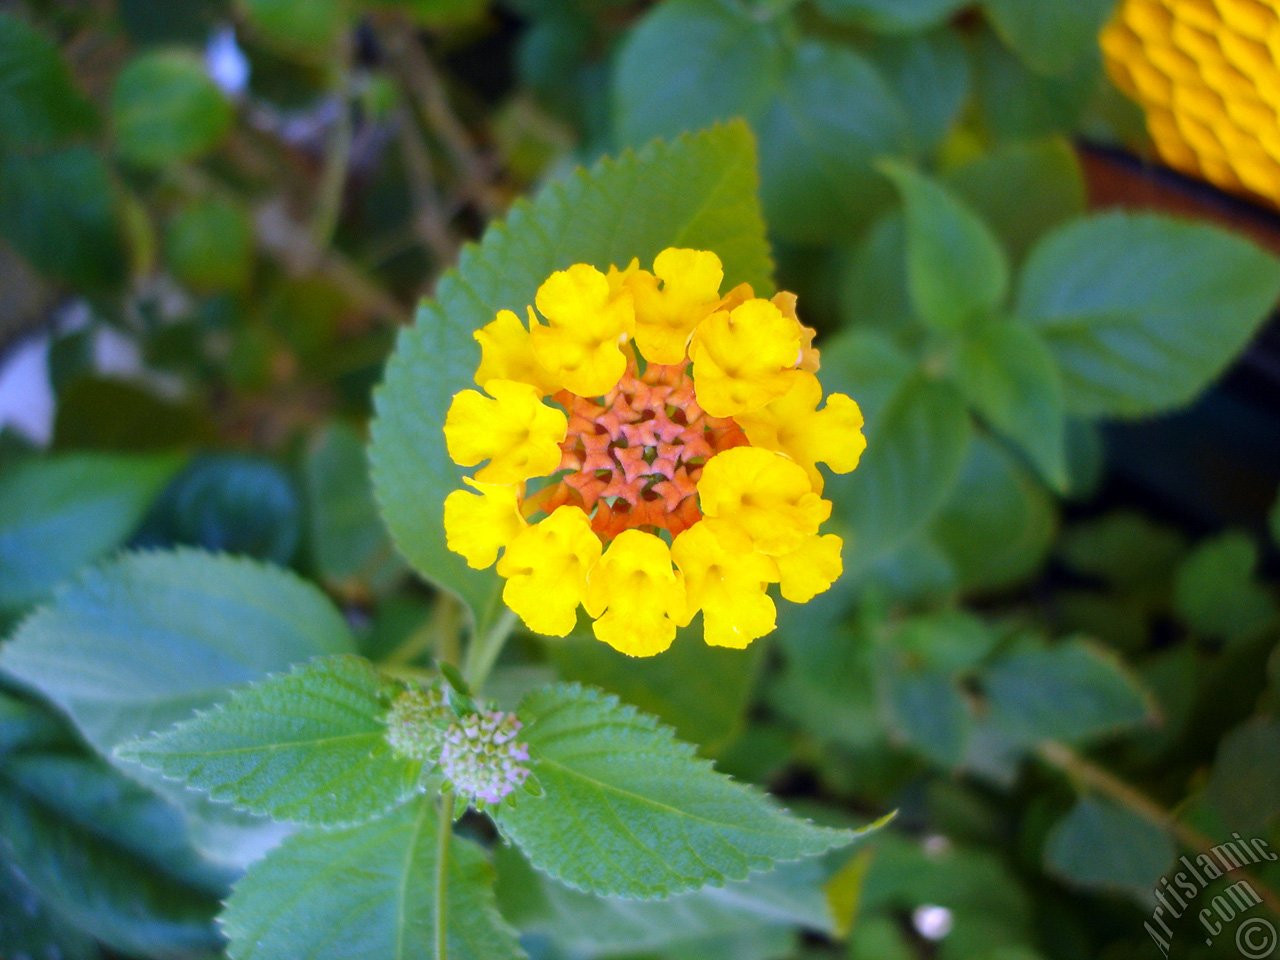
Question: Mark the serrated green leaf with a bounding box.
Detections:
[0,752,224,957]
[111,49,233,168]
[880,161,1010,333]
[943,137,1086,266]
[1207,719,1280,832]
[370,122,770,629]
[1173,533,1277,643]
[1017,212,1280,418]
[1043,796,1174,900]
[495,844,842,957]
[220,796,524,960]
[0,13,95,149]
[496,684,860,898]
[0,452,183,613]
[954,319,1068,490]
[547,629,765,755]
[118,655,427,827]
[827,372,973,569]
[931,434,1058,593]
[614,0,912,242]
[982,0,1116,78]
[982,639,1153,745]
[0,549,356,759]
[814,0,968,33]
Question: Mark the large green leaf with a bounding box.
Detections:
[547,629,765,755]
[982,0,1117,77]
[118,656,427,828]
[0,549,356,757]
[880,161,1009,333]
[614,0,912,242]
[1043,796,1174,900]
[495,845,844,957]
[0,858,100,960]
[370,123,770,629]
[954,319,1067,490]
[495,684,860,899]
[982,639,1153,745]
[0,13,95,149]
[0,452,183,613]
[0,752,224,957]
[1017,212,1280,418]
[220,796,524,960]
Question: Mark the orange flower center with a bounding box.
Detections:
[528,359,748,540]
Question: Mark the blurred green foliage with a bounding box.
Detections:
[1,0,1279,958]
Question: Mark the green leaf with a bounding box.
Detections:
[0,860,100,960]
[304,422,402,592]
[1207,719,1280,832]
[982,639,1153,745]
[495,684,860,899]
[165,196,254,292]
[370,123,770,629]
[614,0,912,242]
[1057,510,1185,590]
[864,29,971,154]
[982,0,1117,77]
[839,214,913,334]
[0,452,183,613]
[879,161,1010,333]
[1043,796,1174,899]
[885,667,969,768]
[0,691,67,756]
[0,549,356,759]
[1271,487,1280,544]
[547,630,765,755]
[117,656,427,828]
[495,845,844,957]
[1173,533,1277,643]
[238,0,347,56]
[954,319,1067,490]
[0,13,95,148]
[111,49,233,168]
[0,753,224,957]
[943,137,1086,266]
[0,146,127,290]
[814,0,968,33]
[969,27,1098,140]
[932,435,1058,593]
[827,371,973,568]
[891,610,999,676]
[1017,212,1280,417]
[220,796,524,960]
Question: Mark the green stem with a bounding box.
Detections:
[461,606,519,691]
[310,42,355,253]
[433,791,455,960]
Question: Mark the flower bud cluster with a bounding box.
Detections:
[439,707,531,810]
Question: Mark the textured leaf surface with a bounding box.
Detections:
[614,0,911,241]
[118,656,426,827]
[371,123,770,628]
[983,639,1153,744]
[0,549,356,757]
[496,684,859,899]
[0,452,182,613]
[221,796,524,960]
[1017,212,1280,417]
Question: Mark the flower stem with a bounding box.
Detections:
[434,790,455,960]
[462,606,519,692]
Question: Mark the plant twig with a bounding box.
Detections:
[461,606,520,692]
[1038,740,1280,918]
[395,105,459,264]
[434,791,455,960]
[310,40,356,254]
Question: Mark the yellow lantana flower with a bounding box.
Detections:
[441,248,865,655]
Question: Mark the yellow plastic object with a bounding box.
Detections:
[1102,0,1280,208]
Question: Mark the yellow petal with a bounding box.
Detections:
[585,529,686,657]
[688,298,802,417]
[672,521,778,649]
[631,248,725,364]
[775,533,843,603]
[443,478,526,569]
[772,292,821,372]
[474,309,562,396]
[497,506,601,637]
[443,379,567,483]
[531,263,633,397]
[697,447,831,556]
[736,371,867,492]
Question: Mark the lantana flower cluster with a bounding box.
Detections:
[443,248,866,657]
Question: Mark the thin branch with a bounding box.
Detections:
[434,791,455,960]
[310,39,356,254]
[395,105,460,263]
[462,606,520,692]
[1038,740,1280,918]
